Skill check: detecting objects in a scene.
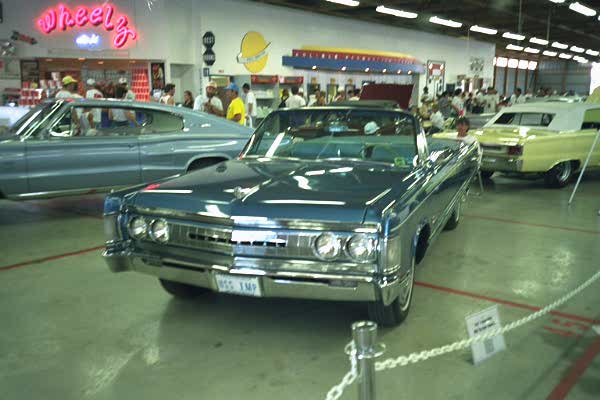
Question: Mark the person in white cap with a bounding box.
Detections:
[85,79,103,99]
[56,76,82,99]
[194,81,224,117]
[118,77,136,101]
[85,79,103,127]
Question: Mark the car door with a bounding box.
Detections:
[26,104,141,194]
[138,110,248,182]
[0,138,27,197]
[423,137,463,231]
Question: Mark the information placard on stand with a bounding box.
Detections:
[465,305,506,365]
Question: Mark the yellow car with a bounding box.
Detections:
[436,103,600,188]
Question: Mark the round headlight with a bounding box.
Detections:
[314,233,342,260]
[346,234,377,262]
[128,217,148,239]
[149,219,170,243]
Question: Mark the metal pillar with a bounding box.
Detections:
[569,129,600,205]
[352,321,385,400]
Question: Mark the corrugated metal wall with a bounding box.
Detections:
[493,67,535,97]
[535,61,591,95]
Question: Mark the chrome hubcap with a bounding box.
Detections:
[557,162,572,181]
[399,258,415,311]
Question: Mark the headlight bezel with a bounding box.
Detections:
[345,234,377,262]
[313,232,343,260]
[149,218,170,243]
[128,216,148,239]
[312,232,379,263]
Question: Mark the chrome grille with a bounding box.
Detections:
[168,223,233,254]
[164,222,314,258]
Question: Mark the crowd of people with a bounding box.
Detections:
[414,86,538,134]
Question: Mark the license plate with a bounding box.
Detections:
[215,275,262,297]
[483,157,497,163]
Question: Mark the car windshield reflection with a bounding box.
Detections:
[242,108,418,167]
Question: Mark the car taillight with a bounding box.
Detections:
[507,145,523,156]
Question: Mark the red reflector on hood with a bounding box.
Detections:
[144,183,161,191]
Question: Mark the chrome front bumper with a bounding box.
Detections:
[104,250,403,305]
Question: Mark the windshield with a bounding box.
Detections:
[241,108,418,167]
[9,102,62,137]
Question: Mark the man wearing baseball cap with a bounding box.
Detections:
[225,82,245,125]
[194,81,224,117]
[118,77,136,101]
[55,76,82,99]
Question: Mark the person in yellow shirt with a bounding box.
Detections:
[225,83,246,125]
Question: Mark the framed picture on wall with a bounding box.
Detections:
[151,62,165,91]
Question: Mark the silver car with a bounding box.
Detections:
[0,100,252,200]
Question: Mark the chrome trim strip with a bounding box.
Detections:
[129,205,380,232]
[9,185,118,200]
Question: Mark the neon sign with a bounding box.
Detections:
[36,4,137,49]
[75,33,100,48]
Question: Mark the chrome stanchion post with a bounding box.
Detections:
[352,321,386,400]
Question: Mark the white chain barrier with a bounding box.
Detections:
[325,269,600,399]
[326,342,358,400]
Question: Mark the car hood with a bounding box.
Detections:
[475,126,556,146]
[129,158,417,225]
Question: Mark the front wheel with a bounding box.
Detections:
[367,256,415,327]
[159,279,208,299]
[544,161,573,188]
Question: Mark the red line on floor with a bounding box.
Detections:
[542,326,582,338]
[0,245,105,272]
[463,213,600,236]
[546,336,600,400]
[415,281,600,325]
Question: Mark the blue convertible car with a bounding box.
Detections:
[0,99,251,200]
[103,104,479,326]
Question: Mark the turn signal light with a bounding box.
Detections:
[507,145,523,156]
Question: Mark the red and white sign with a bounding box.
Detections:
[36,4,137,49]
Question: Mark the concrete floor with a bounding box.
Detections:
[1,173,599,400]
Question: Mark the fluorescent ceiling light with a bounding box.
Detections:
[569,2,596,16]
[508,58,519,68]
[552,41,568,49]
[543,50,558,56]
[429,16,462,28]
[574,55,589,63]
[570,46,585,53]
[549,0,565,3]
[503,32,526,40]
[518,60,529,69]
[586,49,599,56]
[530,37,549,45]
[470,25,497,35]
[375,5,417,18]
[524,47,540,54]
[559,53,573,59]
[528,61,538,70]
[506,44,524,51]
[325,0,359,6]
